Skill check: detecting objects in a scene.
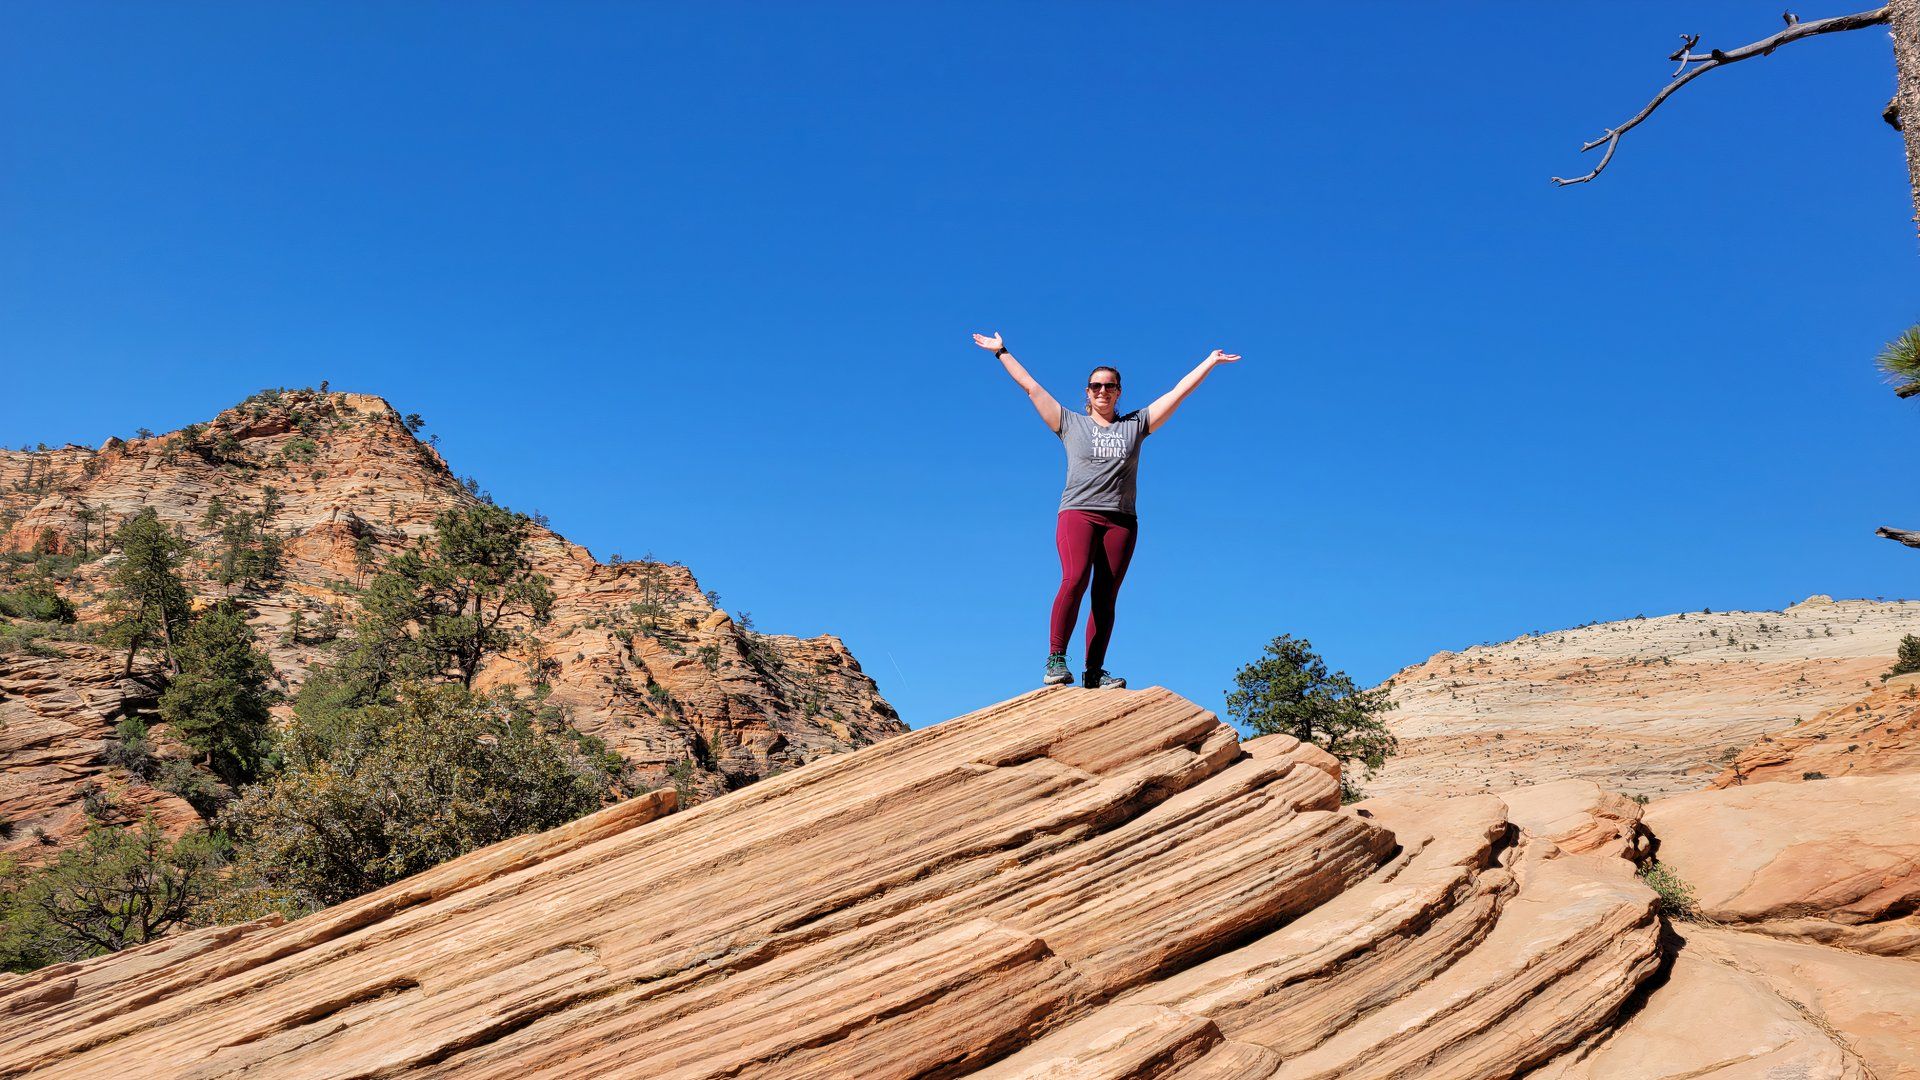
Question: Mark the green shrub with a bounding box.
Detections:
[278,436,319,463]
[103,716,157,779]
[155,759,229,816]
[1638,860,1698,918]
[0,585,74,623]
[0,618,93,657]
[224,683,626,908]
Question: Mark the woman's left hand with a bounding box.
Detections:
[1206,349,1242,364]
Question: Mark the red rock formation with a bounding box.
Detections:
[1539,926,1920,1078]
[0,643,199,865]
[0,389,903,819]
[1643,772,1920,957]
[0,686,1667,1079]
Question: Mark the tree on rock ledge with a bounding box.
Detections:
[104,508,191,676]
[335,502,554,695]
[1226,635,1398,801]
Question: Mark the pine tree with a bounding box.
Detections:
[105,510,191,676]
[1226,635,1399,801]
[73,503,97,558]
[1879,325,1920,399]
[1891,635,1920,679]
[352,530,377,586]
[0,817,221,965]
[159,600,276,786]
[339,503,553,693]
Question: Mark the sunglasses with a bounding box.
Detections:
[1087,382,1120,393]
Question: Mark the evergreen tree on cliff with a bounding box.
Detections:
[104,509,191,676]
[336,502,554,695]
[160,599,277,787]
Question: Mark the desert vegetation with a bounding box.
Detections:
[0,485,629,971]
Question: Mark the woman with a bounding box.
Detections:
[972,331,1240,689]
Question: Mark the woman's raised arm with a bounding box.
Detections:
[1146,349,1240,433]
[974,331,1063,432]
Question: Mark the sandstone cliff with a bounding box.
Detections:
[0,389,904,854]
[1369,595,1919,800]
[0,644,198,857]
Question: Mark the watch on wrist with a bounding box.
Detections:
[994,346,1010,358]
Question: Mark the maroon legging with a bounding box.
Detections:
[1050,509,1139,672]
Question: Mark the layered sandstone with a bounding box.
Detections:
[1369,596,1920,800]
[1712,671,1920,786]
[0,390,903,837]
[0,686,1667,1079]
[0,642,199,863]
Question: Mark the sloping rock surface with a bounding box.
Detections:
[1643,772,1920,957]
[0,686,1663,1079]
[1370,596,1919,800]
[1713,672,1920,787]
[1538,925,1920,1079]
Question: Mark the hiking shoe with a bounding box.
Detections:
[1043,654,1074,686]
[1082,668,1126,690]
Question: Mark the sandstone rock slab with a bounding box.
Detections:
[0,687,1668,1079]
[1644,772,1920,956]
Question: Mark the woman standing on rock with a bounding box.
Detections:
[973,331,1240,689]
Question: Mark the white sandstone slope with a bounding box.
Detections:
[1369,595,1919,799]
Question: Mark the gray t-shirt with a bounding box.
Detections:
[1055,407,1151,515]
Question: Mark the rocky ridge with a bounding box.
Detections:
[1712,670,1920,786]
[0,389,904,856]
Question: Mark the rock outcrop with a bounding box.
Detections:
[1712,671,1920,786]
[1643,772,1920,957]
[0,389,904,839]
[1370,597,1920,800]
[0,686,1666,1079]
[1539,926,1920,1079]
[0,643,199,863]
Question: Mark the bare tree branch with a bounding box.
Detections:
[1553,7,1892,186]
[1877,525,1920,547]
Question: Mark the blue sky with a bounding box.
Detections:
[3,3,1915,729]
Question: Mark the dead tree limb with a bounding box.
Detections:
[1876,525,1920,547]
[1552,7,1892,187]
[1890,0,1920,230]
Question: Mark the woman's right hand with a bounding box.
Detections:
[972,331,1005,353]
